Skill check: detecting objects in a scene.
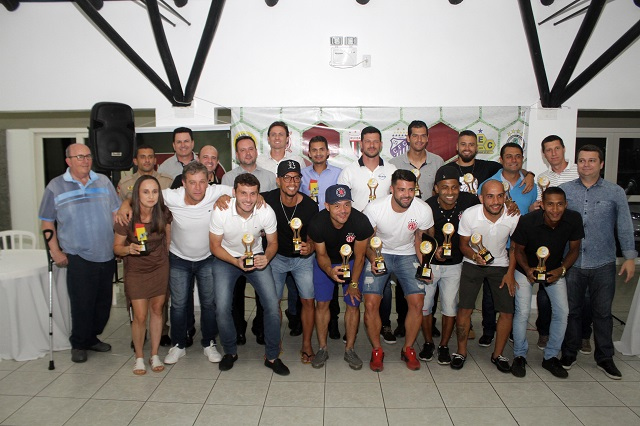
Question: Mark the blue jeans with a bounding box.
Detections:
[214,261,281,360]
[562,263,616,363]
[513,271,568,360]
[169,253,218,348]
[270,254,315,300]
[537,285,592,338]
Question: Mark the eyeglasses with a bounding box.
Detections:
[281,175,301,183]
[67,154,92,161]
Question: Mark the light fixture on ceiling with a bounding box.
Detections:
[541,0,555,5]
[356,0,370,4]
[449,0,463,4]
[265,0,278,6]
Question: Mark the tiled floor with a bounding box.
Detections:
[1,273,639,425]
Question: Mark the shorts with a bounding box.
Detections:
[313,258,363,308]
[458,262,514,314]
[362,253,425,296]
[422,263,462,317]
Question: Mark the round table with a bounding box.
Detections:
[0,249,71,361]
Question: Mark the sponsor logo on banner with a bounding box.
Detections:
[349,130,361,156]
[390,128,408,158]
[477,130,496,154]
[506,129,525,148]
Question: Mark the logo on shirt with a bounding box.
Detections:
[378,173,388,181]
[345,233,356,243]
[407,219,418,232]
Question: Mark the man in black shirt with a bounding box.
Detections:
[421,166,480,364]
[510,187,583,378]
[307,184,374,370]
[263,160,319,364]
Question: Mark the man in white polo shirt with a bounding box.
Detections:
[451,180,519,372]
[209,173,289,376]
[362,169,434,372]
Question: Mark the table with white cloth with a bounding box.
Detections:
[0,249,71,361]
[614,276,640,357]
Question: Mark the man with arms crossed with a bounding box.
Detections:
[308,184,374,369]
[362,169,434,371]
[560,145,637,379]
[209,173,289,375]
[452,180,519,372]
[510,187,583,378]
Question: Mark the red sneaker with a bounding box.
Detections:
[401,347,421,371]
[370,347,384,372]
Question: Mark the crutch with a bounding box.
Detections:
[42,229,55,370]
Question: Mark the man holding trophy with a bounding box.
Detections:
[510,187,583,378]
[361,170,435,371]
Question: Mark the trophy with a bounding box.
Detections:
[290,217,302,256]
[369,236,387,274]
[534,246,550,285]
[134,223,149,256]
[416,234,438,280]
[242,233,255,268]
[412,168,421,198]
[368,178,378,201]
[442,223,455,259]
[463,173,478,194]
[309,182,319,203]
[470,233,494,264]
[339,244,353,283]
[538,175,550,194]
[502,181,513,203]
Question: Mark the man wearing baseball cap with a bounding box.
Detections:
[307,184,374,370]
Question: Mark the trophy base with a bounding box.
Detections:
[480,252,494,264]
[535,272,548,286]
[243,257,254,268]
[443,248,452,258]
[416,267,432,280]
[375,261,387,275]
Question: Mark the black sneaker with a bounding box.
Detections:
[381,326,397,344]
[265,358,290,376]
[542,357,568,378]
[256,333,265,345]
[450,353,466,370]
[342,334,347,344]
[432,318,441,338]
[393,324,406,338]
[89,341,111,352]
[219,354,238,371]
[491,354,511,373]
[71,349,87,363]
[236,333,246,345]
[160,334,172,347]
[509,332,514,343]
[478,335,494,347]
[418,342,435,361]
[597,359,622,380]
[561,356,576,370]
[437,346,451,365]
[185,334,194,348]
[328,321,341,340]
[511,356,527,378]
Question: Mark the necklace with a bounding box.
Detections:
[456,159,476,177]
[438,200,458,223]
[280,195,299,225]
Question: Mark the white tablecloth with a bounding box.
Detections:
[614,276,640,357]
[0,249,71,361]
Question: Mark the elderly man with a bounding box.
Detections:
[158,127,198,178]
[39,143,121,363]
[171,145,225,188]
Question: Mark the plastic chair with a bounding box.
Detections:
[0,230,37,250]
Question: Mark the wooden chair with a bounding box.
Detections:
[0,230,37,250]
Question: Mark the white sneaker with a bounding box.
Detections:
[204,341,222,363]
[164,345,186,364]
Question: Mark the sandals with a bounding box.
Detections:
[149,354,165,372]
[300,350,315,364]
[133,357,146,375]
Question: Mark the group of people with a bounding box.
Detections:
[39,120,637,381]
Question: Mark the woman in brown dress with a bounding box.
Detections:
[114,176,172,375]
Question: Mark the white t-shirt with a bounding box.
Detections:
[338,158,397,211]
[536,162,579,200]
[209,199,278,257]
[256,151,307,175]
[163,184,232,261]
[363,194,434,255]
[458,204,520,267]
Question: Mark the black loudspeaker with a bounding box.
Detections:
[89,102,135,171]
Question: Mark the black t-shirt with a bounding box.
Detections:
[263,189,319,257]
[307,208,374,264]
[454,159,502,192]
[426,192,480,265]
[510,208,584,274]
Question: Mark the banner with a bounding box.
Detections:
[230,107,529,169]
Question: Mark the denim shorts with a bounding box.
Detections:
[362,253,425,296]
[422,263,462,317]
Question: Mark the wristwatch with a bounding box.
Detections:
[560,264,567,277]
[349,282,358,289]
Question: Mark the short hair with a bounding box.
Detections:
[234,172,261,191]
[480,179,504,196]
[135,143,155,157]
[234,135,256,152]
[361,126,381,141]
[458,130,477,140]
[391,169,417,186]
[577,144,604,162]
[173,127,193,141]
[268,121,289,136]
[541,186,566,202]
[181,161,208,181]
[309,135,328,149]
[407,120,428,137]
[500,142,523,158]
[541,135,564,151]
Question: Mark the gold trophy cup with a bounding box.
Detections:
[242,234,255,268]
[538,175,550,194]
[290,217,302,256]
[470,233,494,264]
[534,246,550,285]
[367,178,378,201]
[463,173,478,195]
[412,168,421,198]
[503,181,513,203]
[339,244,353,283]
[416,234,438,280]
[442,223,455,259]
[134,223,149,256]
[370,236,387,274]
